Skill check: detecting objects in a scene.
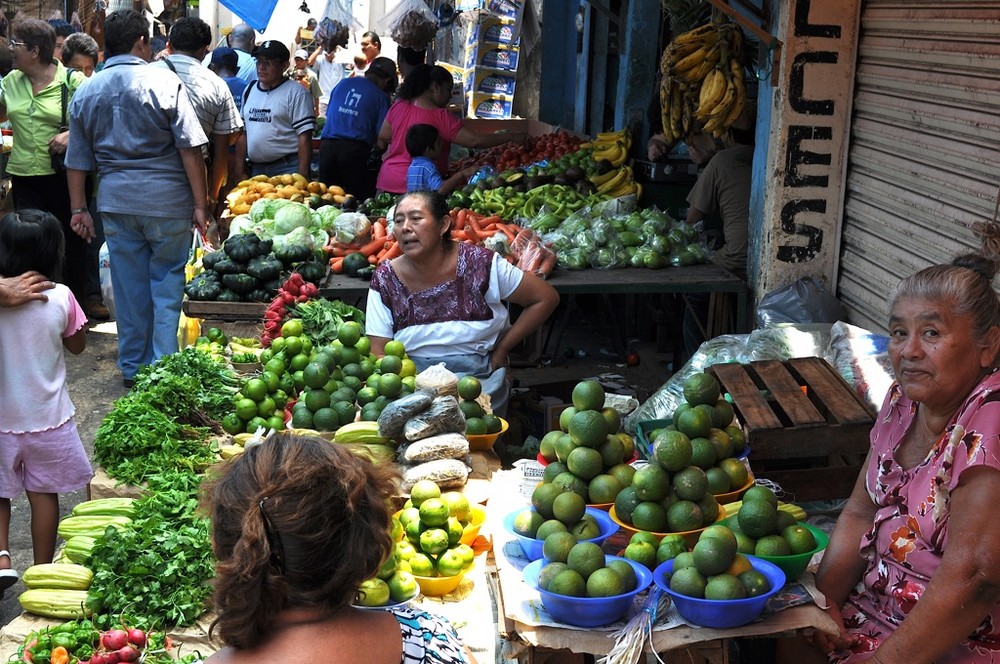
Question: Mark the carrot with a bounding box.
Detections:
[466,226,481,244]
[381,242,402,261]
[483,222,497,232]
[450,230,467,241]
[455,208,469,231]
[330,256,345,273]
[373,219,386,240]
[497,223,517,244]
[358,236,386,257]
[466,214,482,234]
[480,215,503,227]
[327,245,352,257]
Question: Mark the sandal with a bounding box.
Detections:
[0,550,19,592]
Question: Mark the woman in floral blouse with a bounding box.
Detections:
[793,231,1000,663]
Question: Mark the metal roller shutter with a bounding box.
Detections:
[837,1,1000,332]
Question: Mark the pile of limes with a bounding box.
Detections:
[612,373,747,534]
[664,525,772,600]
[535,380,636,505]
[621,531,688,571]
[356,549,419,607]
[456,376,503,436]
[536,543,638,599]
[393,480,476,579]
[513,487,605,544]
[732,485,818,557]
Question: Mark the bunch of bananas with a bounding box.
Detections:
[659,20,746,144]
[583,128,632,168]
[592,164,642,199]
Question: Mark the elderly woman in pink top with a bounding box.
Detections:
[375,64,526,194]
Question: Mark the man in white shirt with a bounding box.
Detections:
[306,43,345,117]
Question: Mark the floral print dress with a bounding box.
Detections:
[832,371,1000,663]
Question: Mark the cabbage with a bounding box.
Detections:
[315,205,343,231]
[249,197,293,222]
[273,226,316,251]
[332,212,371,244]
[228,214,254,235]
[273,202,315,234]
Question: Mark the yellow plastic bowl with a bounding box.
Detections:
[609,506,726,548]
[713,472,755,505]
[412,562,474,597]
[466,417,508,451]
[460,505,487,545]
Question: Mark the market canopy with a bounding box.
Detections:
[218,0,279,32]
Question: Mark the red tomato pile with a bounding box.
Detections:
[448,131,584,175]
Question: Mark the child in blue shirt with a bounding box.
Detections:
[405,124,477,193]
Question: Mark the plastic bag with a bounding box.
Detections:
[331,212,371,244]
[378,0,439,50]
[403,395,466,441]
[99,241,115,320]
[178,231,204,348]
[401,458,470,491]
[399,432,470,463]
[756,276,847,328]
[415,362,459,398]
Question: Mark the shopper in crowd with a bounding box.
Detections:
[65,8,209,387]
[202,433,476,664]
[780,230,1000,663]
[209,46,248,112]
[405,124,476,194]
[234,40,314,179]
[0,20,104,319]
[350,30,381,77]
[306,41,344,116]
[396,45,426,82]
[367,191,558,416]
[294,17,317,56]
[159,17,243,210]
[375,64,525,194]
[318,56,396,201]
[47,18,75,59]
[0,209,93,581]
[291,48,321,117]
[61,32,98,77]
[0,271,54,307]
[681,127,754,356]
[203,23,257,84]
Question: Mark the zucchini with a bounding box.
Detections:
[57,515,132,540]
[71,497,135,518]
[22,563,93,590]
[19,589,92,619]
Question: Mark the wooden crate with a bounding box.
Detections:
[707,357,875,502]
[182,299,267,321]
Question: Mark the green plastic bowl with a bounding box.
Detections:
[722,517,829,580]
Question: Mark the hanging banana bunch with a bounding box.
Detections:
[659,20,746,146]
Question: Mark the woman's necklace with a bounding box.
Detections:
[28,64,55,95]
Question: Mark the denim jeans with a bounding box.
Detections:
[102,212,191,379]
[251,153,299,177]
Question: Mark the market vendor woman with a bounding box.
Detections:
[366,190,559,416]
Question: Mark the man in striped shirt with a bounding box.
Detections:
[160,17,244,208]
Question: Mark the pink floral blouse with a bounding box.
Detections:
[833,371,1000,663]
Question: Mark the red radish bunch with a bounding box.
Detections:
[84,627,148,664]
[262,273,319,346]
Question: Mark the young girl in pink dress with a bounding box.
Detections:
[0,209,94,591]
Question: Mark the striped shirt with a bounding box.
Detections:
[157,53,243,141]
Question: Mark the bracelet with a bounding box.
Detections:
[71,207,89,214]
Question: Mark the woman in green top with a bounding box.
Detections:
[0,20,98,316]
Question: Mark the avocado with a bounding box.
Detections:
[596,159,614,175]
[553,174,574,186]
[341,195,358,212]
[575,179,596,195]
[565,166,586,182]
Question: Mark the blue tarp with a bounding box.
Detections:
[218,0,279,32]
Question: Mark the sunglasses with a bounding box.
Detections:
[8,39,27,49]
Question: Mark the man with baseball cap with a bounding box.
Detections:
[291,48,322,117]
[209,47,248,112]
[318,56,398,201]
[234,40,316,178]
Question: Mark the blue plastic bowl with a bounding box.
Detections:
[523,555,653,627]
[652,555,785,628]
[503,506,619,561]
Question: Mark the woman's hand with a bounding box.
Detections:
[49,130,69,155]
[806,602,858,654]
[647,134,669,161]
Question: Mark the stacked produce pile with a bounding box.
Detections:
[223,173,354,216]
[446,131,588,178]
[658,20,747,145]
[15,617,196,664]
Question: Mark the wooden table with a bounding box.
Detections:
[321,264,750,362]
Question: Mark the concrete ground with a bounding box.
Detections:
[0,297,680,629]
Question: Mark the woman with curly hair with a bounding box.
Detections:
[202,434,475,663]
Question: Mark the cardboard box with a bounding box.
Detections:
[466,91,515,119]
[464,42,520,71]
[484,0,526,21]
[464,66,518,96]
[466,15,519,47]
[436,61,469,111]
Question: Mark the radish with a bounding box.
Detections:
[116,646,140,663]
[89,655,110,664]
[102,629,129,651]
[126,628,147,648]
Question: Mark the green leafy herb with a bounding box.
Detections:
[289,297,365,345]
